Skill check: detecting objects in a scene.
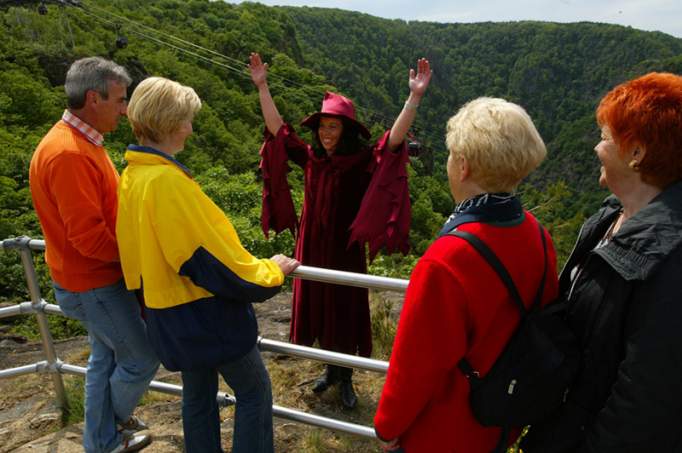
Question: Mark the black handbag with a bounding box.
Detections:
[449,224,580,453]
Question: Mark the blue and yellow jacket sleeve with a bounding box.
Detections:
[117,149,285,310]
[150,173,284,306]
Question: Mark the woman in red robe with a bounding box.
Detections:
[249,52,431,408]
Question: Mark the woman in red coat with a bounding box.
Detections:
[249,52,431,408]
[374,97,559,452]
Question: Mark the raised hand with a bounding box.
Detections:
[249,52,269,88]
[387,58,432,151]
[250,52,284,134]
[408,58,432,99]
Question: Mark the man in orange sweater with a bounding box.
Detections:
[29,57,159,453]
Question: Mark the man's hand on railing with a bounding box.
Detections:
[270,254,300,276]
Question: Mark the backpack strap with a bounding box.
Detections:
[449,222,549,316]
[449,230,527,317]
[449,222,549,381]
[530,222,549,311]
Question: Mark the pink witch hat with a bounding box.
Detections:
[301,91,371,139]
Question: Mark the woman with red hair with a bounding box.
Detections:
[523,72,682,452]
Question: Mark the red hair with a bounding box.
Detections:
[596,72,682,187]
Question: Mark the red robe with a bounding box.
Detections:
[259,124,410,356]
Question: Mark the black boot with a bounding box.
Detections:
[312,364,338,393]
[337,367,357,409]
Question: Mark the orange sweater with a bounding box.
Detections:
[29,121,122,291]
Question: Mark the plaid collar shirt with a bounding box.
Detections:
[61,110,104,147]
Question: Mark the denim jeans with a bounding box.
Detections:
[181,345,274,453]
[53,279,159,453]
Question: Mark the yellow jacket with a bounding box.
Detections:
[116,147,283,309]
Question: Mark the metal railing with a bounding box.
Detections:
[0,236,407,440]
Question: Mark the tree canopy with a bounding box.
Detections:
[1,0,681,308]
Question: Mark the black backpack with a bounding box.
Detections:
[449,223,579,453]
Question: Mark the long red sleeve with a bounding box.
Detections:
[375,258,469,439]
[259,125,309,238]
[349,130,411,260]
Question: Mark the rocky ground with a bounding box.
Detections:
[0,291,404,453]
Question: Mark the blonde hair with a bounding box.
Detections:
[127,76,201,143]
[445,97,546,192]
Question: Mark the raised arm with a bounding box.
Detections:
[249,52,284,136]
[387,58,432,151]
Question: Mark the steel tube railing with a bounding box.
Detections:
[292,265,408,292]
[1,236,402,440]
[43,303,64,316]
[0,361,47,379]
[58,363,375,438]
[273,405,376,438]
[0,302,34,319]
[2,238,409,292]
[1,237,409,292]
[1,237,46,251]
[0,301,62,319]
[59,363,237,405]
[0,304,24,318]
[259,337,388,374]
[17,242,67,409]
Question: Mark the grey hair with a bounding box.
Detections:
[64,57,132,109]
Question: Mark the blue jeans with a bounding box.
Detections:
[54,280,159,453]
[181,345,274,453]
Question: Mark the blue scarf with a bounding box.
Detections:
[438,193,524,237]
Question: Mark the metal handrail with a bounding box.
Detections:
[258,337,389,374]
[1,237,46,251]
[0,236,408,440]
[59,363,376,437]
[0,301,391,374]
[1,237,408,293]
[292,265,408,292]
[12,239,67,407]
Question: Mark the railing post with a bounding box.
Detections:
[16,237,68,410]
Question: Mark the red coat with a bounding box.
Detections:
[259,125,410,356]
[374,213,558,452]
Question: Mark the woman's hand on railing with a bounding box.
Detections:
[377,436,401,452]
[270,254,300,276]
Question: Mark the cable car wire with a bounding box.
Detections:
[65,0,440,147]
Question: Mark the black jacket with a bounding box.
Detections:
[523,180,682,453]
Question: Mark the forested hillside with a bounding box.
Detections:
[2,0,681,308]
[286,7,682,188]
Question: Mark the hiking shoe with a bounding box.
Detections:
[117,415,149,434]
[312,365,338,393]
[339,380,357,409]
[110,433,152,453]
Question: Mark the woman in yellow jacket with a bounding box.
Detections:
[116,76,299,453]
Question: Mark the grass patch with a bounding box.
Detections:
[61,375,84,426]
[369,293,398,361]
[7,313,86,341]
[302,429,325,452]
[59,372,165,428]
